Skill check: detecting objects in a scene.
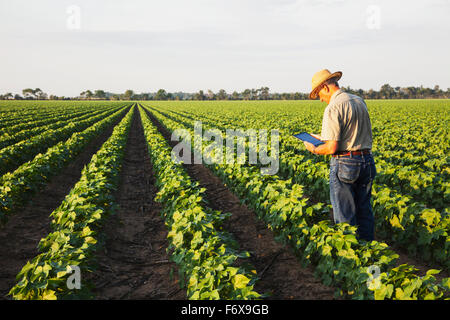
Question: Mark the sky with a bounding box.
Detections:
[1,0,449,97]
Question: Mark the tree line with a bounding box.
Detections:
[1,84,449,100]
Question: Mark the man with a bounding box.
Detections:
[303,69,376,241]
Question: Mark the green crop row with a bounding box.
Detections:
[8,106,134,300]
[139,105,261,300]
[0,101,122,132]
[0,106,118,151]
[0,106,74,129]
[0,105,130,225]
[0,106,122,177]
[0,104,107,136]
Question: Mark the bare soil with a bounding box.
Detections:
[86,108,185,299]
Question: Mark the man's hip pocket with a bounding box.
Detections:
[337,161,361,184]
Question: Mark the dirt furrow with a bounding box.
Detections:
[86,108,185,300]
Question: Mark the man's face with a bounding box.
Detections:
[318,84,331,104]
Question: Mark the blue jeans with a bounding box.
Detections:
[329,153,376,241]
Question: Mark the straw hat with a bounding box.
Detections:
[309,69,342,99]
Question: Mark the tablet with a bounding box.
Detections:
[293,132,325,147]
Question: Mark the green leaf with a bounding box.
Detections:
[233,274,250,289]
[389,215,404,230]
[42,289,57,300]
[425,269,441,276]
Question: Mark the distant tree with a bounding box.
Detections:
[272,93,281,100]
[86,90,93,100]
[121,90,134,100]
[194,90,206,101]
[34,88,45,99]
[22,88,35,99]
[357,89,364,97]
[22,88,46,99]
[80,90,94,100]
[404,87,417,99]
[5,83,448,101]
[172,92,186,100]
[242,89,251,100]
[155,89,168,100]
[259,87,270,100]
[38,89,47,99]
[231,91,240,100]
[207,89,215,100]
[94,89,107,99]
[380,84,395,99]
[251,88,259,100]
[217,89,227,100]
[433,85,442,98]
[280,93,290,100]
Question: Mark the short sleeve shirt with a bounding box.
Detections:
[320,90,373,152]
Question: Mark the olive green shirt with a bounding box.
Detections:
[320,89,373,152]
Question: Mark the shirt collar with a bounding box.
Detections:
[329,89,343,105]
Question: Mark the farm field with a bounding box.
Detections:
[0,99,448,300]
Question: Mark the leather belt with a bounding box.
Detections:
[332,149,371,157]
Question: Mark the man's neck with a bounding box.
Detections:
[328,88,341,104]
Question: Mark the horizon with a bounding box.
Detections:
[2,83,449,100]
[1,0,450,96]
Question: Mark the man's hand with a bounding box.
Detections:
[303,141,316,154]
[303,133,322,154]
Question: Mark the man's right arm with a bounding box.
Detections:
[309,140,338,155]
